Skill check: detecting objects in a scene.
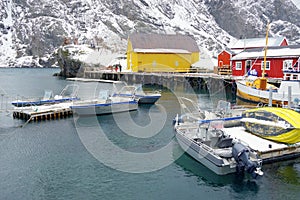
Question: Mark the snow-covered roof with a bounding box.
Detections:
[134,48,191,54]
[231,45,300,60]
[129,33,200,53]
[229,36,286,49]
[219,49,240,56]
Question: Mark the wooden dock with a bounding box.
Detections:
[13,102,73,125]
[224,126,300,163]
[79,70,282,92]
[82,70,281,83]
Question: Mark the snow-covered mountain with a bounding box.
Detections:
[0,0,299,67]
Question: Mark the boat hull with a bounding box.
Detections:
[71,101,138,116]
[175,129,236,175]
[236,80,300,106]
[137,94,161,104]
[236,81,286,106]
[12,97,79,107]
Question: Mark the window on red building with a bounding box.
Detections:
[261,61,270,70]
[236,62,242,70]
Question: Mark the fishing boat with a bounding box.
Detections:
[113,82,161,104]
[70,87,138,116]
[236,64,300,107]
[174,117,263,177]
[241,107,300,144]
[236,23,300,108]
[12,84,80,107]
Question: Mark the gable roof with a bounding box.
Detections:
[128,33,200,53]
[229,36,287,49]
[219,49,238,56]
[231,45,300,61]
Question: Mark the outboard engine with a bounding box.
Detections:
[232,143,263,178]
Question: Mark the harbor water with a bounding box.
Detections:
[0,68,300,200]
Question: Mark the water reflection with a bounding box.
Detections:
[264,158,300,186]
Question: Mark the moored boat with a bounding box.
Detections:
[176,97,245,127]
[236,66,300,108]
[241,107,300,144]
[174,118,263,177]
[113,82,161,104]
[70,88,138,116]
[134,84,161,104]
[235,23,300,108]
[12,84,80,107]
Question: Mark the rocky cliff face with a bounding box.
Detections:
[0,0,299,67]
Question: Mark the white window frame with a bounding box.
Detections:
[283,60,293,71]
[261,61,270,71]
[235,62,242,70]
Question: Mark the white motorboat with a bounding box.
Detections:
[174,117,263,177]
[71,88,138,116]
[113,82,161,104]
[12,84,80,107]
[176,97,245,127]
[173,97,263,177]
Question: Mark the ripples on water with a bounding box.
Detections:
[0,68,300,200]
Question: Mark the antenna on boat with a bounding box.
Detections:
[255,22,269,91]
[262,22,270,79]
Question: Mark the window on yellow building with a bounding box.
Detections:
[152,61,156,67]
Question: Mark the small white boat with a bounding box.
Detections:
[113,82,161,104]
[135,85,161,104]
[71,88,138,116]
[176,97,245,127]
[12,84,79,107]
[174,117,263,178]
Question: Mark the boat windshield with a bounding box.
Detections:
[43,90,53,100]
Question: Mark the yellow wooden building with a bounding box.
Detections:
[126,33,200,72]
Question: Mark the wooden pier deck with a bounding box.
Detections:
[224,126,300,163]
[82,70,282,85]
[13,102,73,124]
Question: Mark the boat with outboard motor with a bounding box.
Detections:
[70,87,138,116]
[174,117,263,177]
[173,97,263,177]
[12,84,80,107]
[241,107,300,144]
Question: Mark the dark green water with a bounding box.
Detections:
[0,68,299,200]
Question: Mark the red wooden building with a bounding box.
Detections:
[231,45,300,78]
[217,36,288,74]
[217,49,236,67]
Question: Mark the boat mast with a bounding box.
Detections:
[262,22,269,78]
